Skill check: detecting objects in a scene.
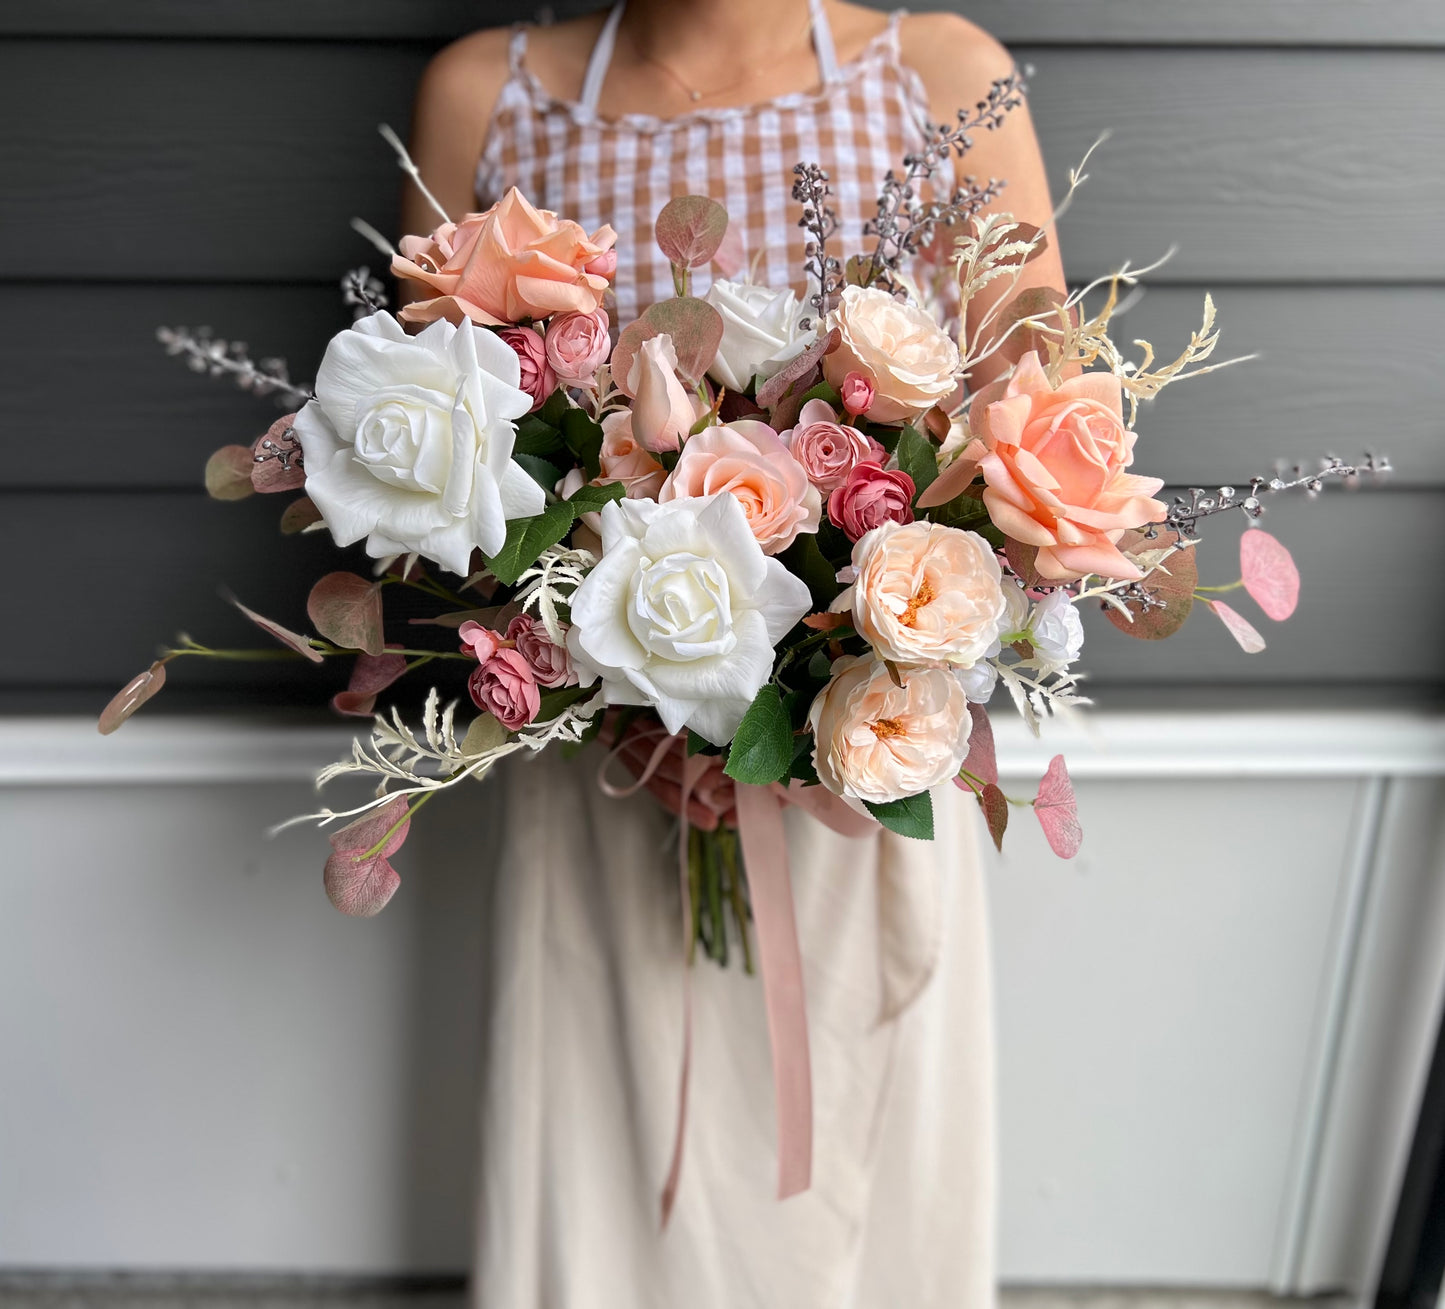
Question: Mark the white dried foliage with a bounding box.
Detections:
[515,545,597,645]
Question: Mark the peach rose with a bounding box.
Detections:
[960,352,1166,581]
[544,308,611,388]
[808,655,973,805]
[597,411,667,500]
[781,398,885,492]
[659,420,820,554]
[848,520,1006,668]
[822,285,960,423]
[392,188,617,327]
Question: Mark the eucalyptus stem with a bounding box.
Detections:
[720,829,754,975]
[1195,580,1245,594]
[359,785,441,859]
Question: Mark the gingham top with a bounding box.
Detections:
[475,0,949,324]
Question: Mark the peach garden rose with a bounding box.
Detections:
[822,285,959,423]
[808,655,973,805]
[925,351,1167,581]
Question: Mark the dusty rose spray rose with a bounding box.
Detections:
[544,308,611,388]
[782,398,884,493]
[468,649,540,730]
[505,614,576,688]
[498,327,556,412]
[827,464,915,540]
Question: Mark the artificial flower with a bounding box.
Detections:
[822,285,959,423]
[660,420,820,554]
[628,334,697,453]
[467,648,540,730]
[597,411,668,500]
[827,463,915,541]
[498,326,556,411]
[567,494,812,744]
[781,398,885,493]
[292,312,543,574]
[544,308,611,387]
[505,614,576,688]
[392,188,616,327]
[704,279,814,393]
[839,371,875,418]
[847,520,1006,668]
[1027,589,1085,670]
[458,620,501,662]
[808,655,973,805]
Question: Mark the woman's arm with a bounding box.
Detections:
[900,13,1067,387]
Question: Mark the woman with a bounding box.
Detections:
[401,3,1064,1305]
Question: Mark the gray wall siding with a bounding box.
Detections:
[2,4,1440,706]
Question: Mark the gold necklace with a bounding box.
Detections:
[625,12,816,105]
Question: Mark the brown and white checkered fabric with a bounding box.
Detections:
[476,11,951,325]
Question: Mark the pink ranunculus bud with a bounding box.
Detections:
[544,308,612,389]
[627,333,696,453]
[584,248,618,280]
[840,371,875,418]
[498,326,557,412]
[505,614,576,689]
[458,620,501,662]
[781,397,885,493]
[827,463,916,541]
[467,648,540,731]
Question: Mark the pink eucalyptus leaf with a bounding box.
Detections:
[98,660,167,734]
[1207,599,1267,653]
[330,690,379,717]
[1003,537,1046,589]
[204,445,256,501]
[1104,530,1198,641]
[711,220,746,278]
[960,702,999,787]
[609,318,654,399]
[979,782,1009,853]
[1240,529,1300,621]
[230,596,324,663]
[307,572,384,656]
[250,414,306,493]
[756,326,839,411]
[1034,754,1083,859]
[279,495,323,535]
[640,296,724,385]
[348,649,408,696]
[323,796,411,917]
[654,195,730,269]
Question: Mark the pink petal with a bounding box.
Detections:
[230,596,324,663]
[323,796,411,917]
[1034,754,1082,859]
[1207,599,1267,653]
[958,702,999,787]
[98,661,167,734]
[1240,529,1300,621]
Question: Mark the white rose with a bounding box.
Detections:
[293,312,544,576]
[822,285,960,423]
[1028,589,1085,670]
[704,279,814,393]
[567,494,811,745]
[958,660,999,704]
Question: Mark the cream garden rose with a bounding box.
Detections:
[846,520,1007,668]
[822,284,960,423]
[293,312,543,575]
[704,279,814,393]
[809,655,973,805]
[567,494,812,745]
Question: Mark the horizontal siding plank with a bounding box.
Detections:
[2,44,1444,283]
[5,1,1445,47]
[1,489,1438,694]
[4,282,1437,490]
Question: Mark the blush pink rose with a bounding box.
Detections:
[840,372,875,418]
[958,351,1166,581]
[392,187,617,327]
[544,308,611,387]
[497,326,556,411]
[827,463,915,541]
[505,614,575,688]
[808,655,973,805]
[781,398,885,493]
[597,411,667,500]
[660,420,821,554]
[628,334,699,453]
[467,648,540,730]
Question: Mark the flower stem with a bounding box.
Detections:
[360,785,439,860]
[1195,579,1245,594]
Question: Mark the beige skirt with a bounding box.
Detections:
[471,747,996,1308]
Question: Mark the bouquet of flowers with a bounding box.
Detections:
[102,92,1380,1211]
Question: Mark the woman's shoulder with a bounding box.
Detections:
[895,9,1019,110]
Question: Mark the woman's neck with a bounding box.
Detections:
[621,0,817,74]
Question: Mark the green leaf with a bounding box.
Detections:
[864,791,935,840]
[513,452,566,493]
[926,487,1004,547]
[779,533,840,611]
[565,481,627,514]
[796,380,842,410]
[787,732,819,783]
[538,389,571,427]
[560,407,605,480]
[535,683,593,722]
[894,425,938,499]
[513,416,566,459]
[687,729,721,757]
[485,481,628,585]
[722,684,793,786]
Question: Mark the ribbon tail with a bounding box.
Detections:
[660,754,698,1227]
[735,782,813,1201]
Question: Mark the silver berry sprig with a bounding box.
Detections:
[156,326,313,406]
[341,266,389,319]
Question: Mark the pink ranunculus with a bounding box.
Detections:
[628,334,698,453]
[498,326,556,411]
[828,463,916,541]
[597,411,667,500]
[467,648,540,730]
[458,620,501,662]
[840,371,875,418]
[660,419,821,554]
[505,614,576,689]
[781,397,885,493]
[392,187,617,328]
[544,308,611,388]
[961,351,1167,581]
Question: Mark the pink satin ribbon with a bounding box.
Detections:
[597,722,876,1225]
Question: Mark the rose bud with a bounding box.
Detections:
[627,333,697,453]
[827,463,916,541]
[467,648,540,731]
[498,326,557,412]
[458,620,501,662]
[840,371,875,418]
